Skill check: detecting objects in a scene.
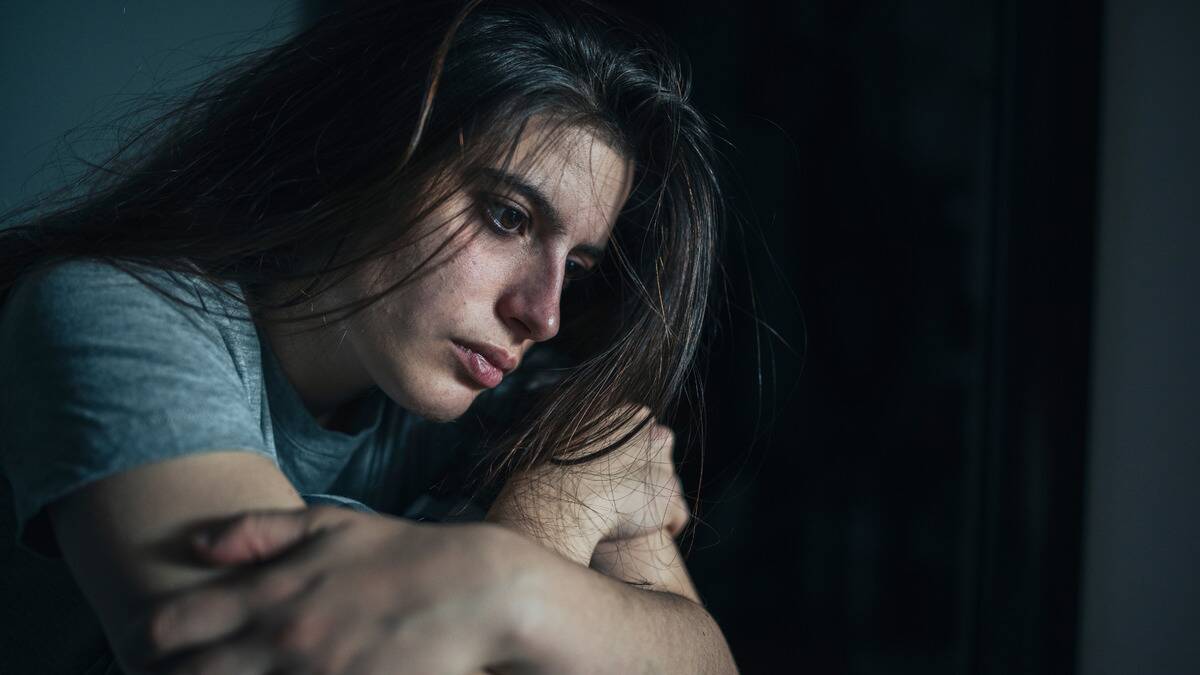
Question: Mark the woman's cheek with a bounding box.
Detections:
[450,241,514,304]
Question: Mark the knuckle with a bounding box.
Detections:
[660,474,687,505]
[144,591,219,651]
[252,571,305,604]
[306,504,343,523]
[145,601,178,651]
[654,425,676,451]
[272,611,327,652]
[674,493,692,521]
[208,511,266,549]
[649,461,677,484]
[226,505,326,538]
[227,510,265,534]
[306,638,360,675]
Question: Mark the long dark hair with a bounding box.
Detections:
[0,0,721,498]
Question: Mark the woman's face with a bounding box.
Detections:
[338,124,632,421]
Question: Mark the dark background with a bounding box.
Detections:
[619,1,1099,672]
[2,1,1197,673]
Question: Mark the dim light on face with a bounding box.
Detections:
[336,123,632,422]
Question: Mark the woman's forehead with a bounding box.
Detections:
[501,122,633,239]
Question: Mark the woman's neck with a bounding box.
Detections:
[249,281,376,425]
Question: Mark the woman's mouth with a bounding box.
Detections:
[451,341,507,389]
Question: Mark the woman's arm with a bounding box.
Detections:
[475,411,728,670]
[48,451,307,672]
[487,475,701,603]
[483,471,727,672]
[168,508,738,674]
[589,529,702,603]
[521,532,737,674]
[55,454,535,674]
[152,408,733,673]
[483,406,698,601]
[104,406,731,673]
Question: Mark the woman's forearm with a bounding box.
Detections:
[481,445,733,673]
[484,477,603,567]
[506,530,737,675]
[589,528,702,604]
[485,473,702,601]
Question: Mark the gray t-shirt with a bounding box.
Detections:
[0,259,514,673]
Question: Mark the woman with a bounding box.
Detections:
[0,0,734,672]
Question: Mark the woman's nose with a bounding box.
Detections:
[499,254,568,343]
[498,260,563,343]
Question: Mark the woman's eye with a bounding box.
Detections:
[482,200,530,235]
[564,258,593,282]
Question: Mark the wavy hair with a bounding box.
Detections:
[0,0,721,497]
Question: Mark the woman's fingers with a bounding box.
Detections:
[146,582,256,657]
[646,425,687,537]
[148,509,350,658]
[192,506,348,565]
[344,630,474,675]
[648,422,676,461]
[146,570,312,657]
[161,638,277,675]
[132,513,519,675]
[665,475,691,538]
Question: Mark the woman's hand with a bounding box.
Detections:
[589,528,701,603]
[142,503,727,675]
[136,507,536,675]
[485,405,691,566]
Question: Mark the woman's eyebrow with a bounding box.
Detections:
[479,167,609,259]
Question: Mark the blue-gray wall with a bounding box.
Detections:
[0,0,300,212]
[1079,1,1200,673]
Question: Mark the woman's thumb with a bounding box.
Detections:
[191,507,324,565]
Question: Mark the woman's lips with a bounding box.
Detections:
[452,341,505,389]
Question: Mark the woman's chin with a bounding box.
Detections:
[384,379,478,423]
[414,402,471,423]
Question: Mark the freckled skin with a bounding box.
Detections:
[266,123,633,423]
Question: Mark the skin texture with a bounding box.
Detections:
[148,501,736,675]
[485,405,693,569]
[130,409,719,674]
[143,509,531,674]
[48,122,735,673]
[262,120,631,423]
[48,452,310,670]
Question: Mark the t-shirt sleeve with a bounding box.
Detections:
[0,260,273,556]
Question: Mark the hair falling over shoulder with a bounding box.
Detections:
[0,0,723,497]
